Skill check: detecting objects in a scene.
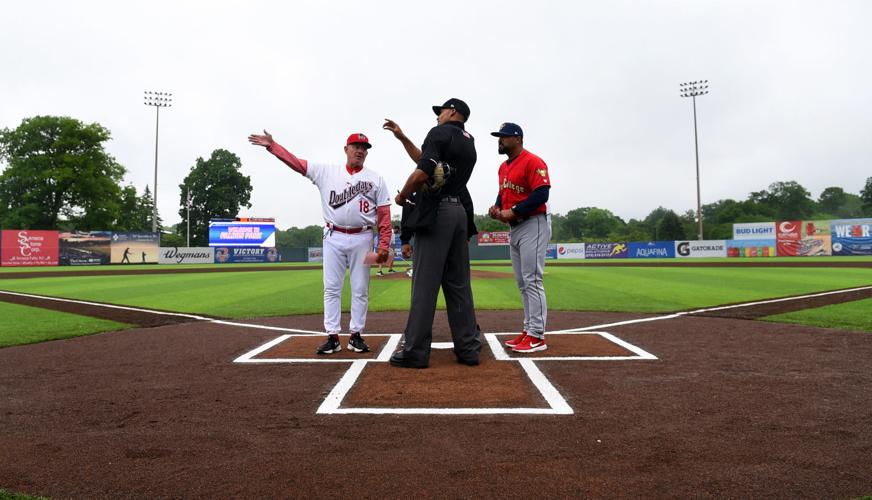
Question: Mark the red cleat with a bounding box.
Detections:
[512,335,547,353]
[504,331,528,348]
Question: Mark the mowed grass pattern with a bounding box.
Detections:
[0,301,128,348]
[764,298,872,333]
[1,266,870,316]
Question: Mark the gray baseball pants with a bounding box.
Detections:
[509,214,551,339]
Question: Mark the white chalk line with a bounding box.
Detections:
[551,285,872,333]
[315,355,573,415]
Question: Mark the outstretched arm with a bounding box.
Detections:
[383,119,421,163]
[248,130,308,175]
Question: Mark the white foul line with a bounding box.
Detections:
[552,285,872,333]
[0,290,323,334]
[0,290,209,320]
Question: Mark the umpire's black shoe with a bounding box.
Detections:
[347,332,370,353]
[316,335,341,355]
[389,351,427,369]
[453,349,480,366]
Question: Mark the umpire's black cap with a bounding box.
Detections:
[432,98,470,121]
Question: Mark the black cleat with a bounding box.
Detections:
[347,332,370,353]
[316,335,341,355]
[389,351,428,369]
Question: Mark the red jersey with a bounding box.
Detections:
[498,149,550,216]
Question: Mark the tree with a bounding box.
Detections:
[473,213,509,233]
[116,185,159,232]
[862,177,872,215]
[752,181,815,220]
[178,149,252,246]
[276,225,326,248]
[656,210,686,240]
[0,115,126,230]
[818,187,847,215]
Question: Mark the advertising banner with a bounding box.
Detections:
[1,230,59,266]
[307,247,324,263]
[732,222,776,240]
[477,231,510,246]
[59,231,112,265]
[794,220,832,256]
[545,244,558,260]
[159,247,215,264]
[585,242,628,259]
[209,220,276,247]
[726,239,776,257]
[628,241,675,259]
[555,243,585,259]
[111,232,159,264]
[775,220,802,256]
[831,219,872,256]
[675,240,727,258]
[214,247,279,263]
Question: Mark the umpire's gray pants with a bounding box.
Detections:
[509,214,551,338]
[402,201,480,366]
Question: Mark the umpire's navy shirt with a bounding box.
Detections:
[416,120,477,196]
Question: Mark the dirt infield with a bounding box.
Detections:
[2,296,872,498]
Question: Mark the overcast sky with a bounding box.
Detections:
[2,0,869,230]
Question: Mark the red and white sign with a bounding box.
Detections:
[477,231,510,246]
[776,220,802,256]
[1,230,60,266]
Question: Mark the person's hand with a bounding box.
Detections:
[376,248,390,264]
[383,119,406,140]
[395,192,407,206]
[248,130,274,147]
[488,205,501,219]
[401,243,412,259]
[499,208,517,222]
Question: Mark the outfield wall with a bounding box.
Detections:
[4,218,872,266]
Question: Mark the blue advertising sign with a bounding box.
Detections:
[585,242,628,259]
[628,241,675,258]
[545,244,558,259]
[831,219,872,256]
[214,247,279,263]
[209,221,276,247]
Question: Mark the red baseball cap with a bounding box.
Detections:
[346,132,372,149]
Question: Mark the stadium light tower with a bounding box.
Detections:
[143,91,173,234]
[679,80,708,240]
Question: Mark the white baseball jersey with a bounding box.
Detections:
[306,163,390,227]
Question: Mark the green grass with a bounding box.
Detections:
[2,264,871,348]
[0,301,129,348]
[0,490,49,500]
[763,298,872,332]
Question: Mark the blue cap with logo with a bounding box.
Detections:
[490,122,523,138]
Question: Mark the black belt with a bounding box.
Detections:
[440,196,461,204]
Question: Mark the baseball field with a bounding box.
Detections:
[1,259,872,498]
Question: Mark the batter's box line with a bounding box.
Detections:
[316,358,573,415]
[485,332,657,361]
[233,333,401,364]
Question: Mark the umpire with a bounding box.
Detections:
[390,98,480,368]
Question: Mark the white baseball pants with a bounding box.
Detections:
[322,230,372,334]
